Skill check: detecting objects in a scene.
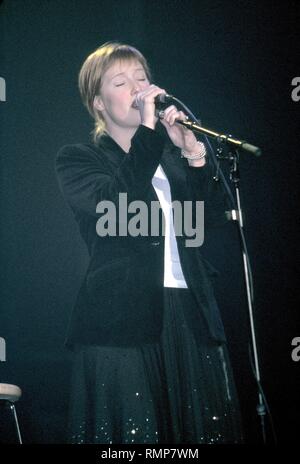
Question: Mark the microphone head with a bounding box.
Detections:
[132,93,174,112]
[154,94,174,118]
[155,93,173,104]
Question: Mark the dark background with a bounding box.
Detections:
[0,0,299,444]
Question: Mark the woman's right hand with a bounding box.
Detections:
[134,84,166,130]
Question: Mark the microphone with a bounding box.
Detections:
[154,93,174,105]
[132,93,174,114]
[154,93,174,117]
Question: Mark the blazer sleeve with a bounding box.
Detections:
[55,125,165,217]
[185,155,231,228]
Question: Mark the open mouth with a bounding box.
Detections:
[131,101,139,109]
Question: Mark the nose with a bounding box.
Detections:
[131,86,139,97]
[130,79,144,95]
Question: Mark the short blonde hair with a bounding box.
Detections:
[78,41,152,142]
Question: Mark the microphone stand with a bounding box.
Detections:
[176,118,268,443]
[223,145,267,445]
[176,118,262,157]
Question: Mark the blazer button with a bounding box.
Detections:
[150,241,160,246]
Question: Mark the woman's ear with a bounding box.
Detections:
[93,95,104,112]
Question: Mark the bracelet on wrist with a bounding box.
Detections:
[181,141,206,160]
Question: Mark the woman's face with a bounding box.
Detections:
[94,58,150,132]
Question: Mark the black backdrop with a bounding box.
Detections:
[0,0,299,444]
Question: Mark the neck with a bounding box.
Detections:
[106,125,138,153]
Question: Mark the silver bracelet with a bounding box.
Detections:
[181,141,206,160]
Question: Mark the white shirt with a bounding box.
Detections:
[151,164,188,288]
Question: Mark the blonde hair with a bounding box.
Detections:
[78,41,152,143]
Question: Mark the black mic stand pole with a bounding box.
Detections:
[226,146,267,444]
[176,118,268,443]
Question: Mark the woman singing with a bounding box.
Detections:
[55,41,243,444]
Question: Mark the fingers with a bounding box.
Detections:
[160,106,187,126]
[135,84,167,129]
[135,84,166,106]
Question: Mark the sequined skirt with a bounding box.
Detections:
[68,287,243,444]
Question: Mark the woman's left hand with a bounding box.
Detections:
[159,105,199,153]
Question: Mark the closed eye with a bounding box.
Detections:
[115,78,146,87]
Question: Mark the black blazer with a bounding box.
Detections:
[55,124,228,348]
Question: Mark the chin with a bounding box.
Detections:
[123,115,141,128]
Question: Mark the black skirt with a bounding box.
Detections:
[68,287,243,444]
